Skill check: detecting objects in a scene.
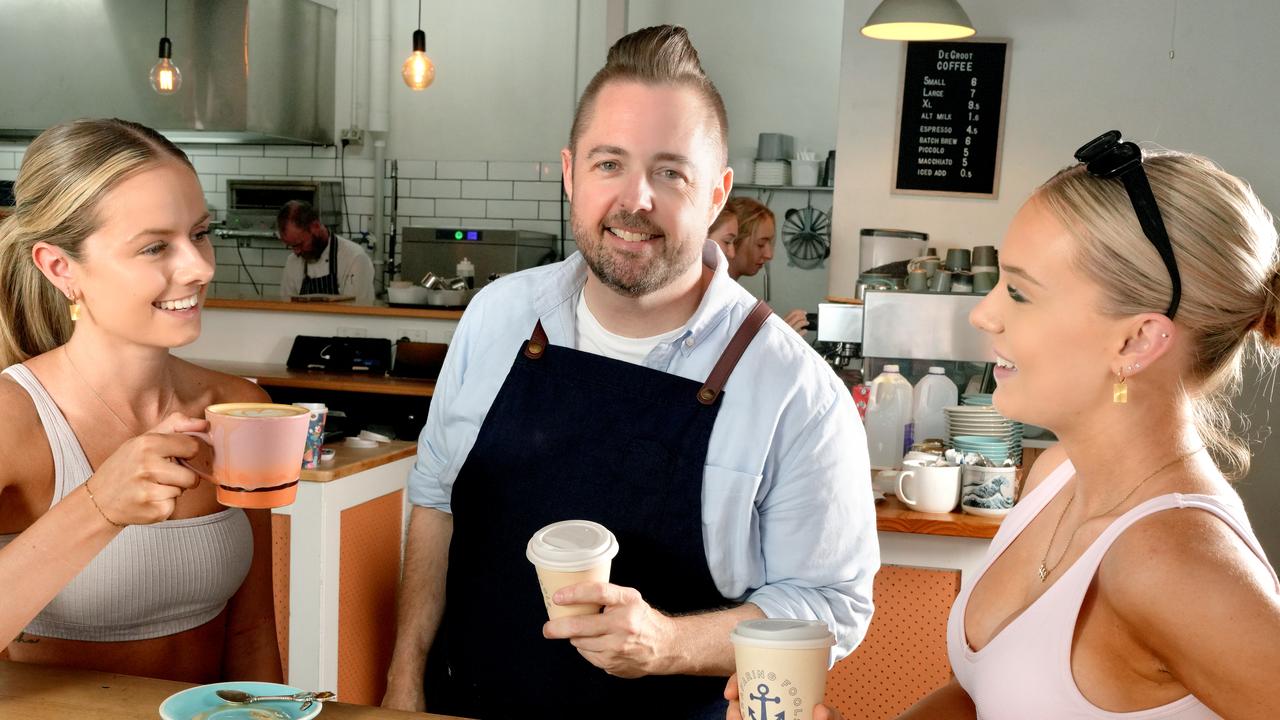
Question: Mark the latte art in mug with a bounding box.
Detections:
[209,404,308,418]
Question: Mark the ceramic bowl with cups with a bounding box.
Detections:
[893,460,962,513]
[961,465,1019,516]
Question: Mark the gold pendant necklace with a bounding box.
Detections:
[1037,447,1205,582]
[63,346,175,436]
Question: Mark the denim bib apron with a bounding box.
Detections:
[426,300,772,719]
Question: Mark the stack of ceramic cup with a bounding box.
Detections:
[971,245,999,294]
[755,132,793,186]
[753,160,788,186]
[944,405,1023,465]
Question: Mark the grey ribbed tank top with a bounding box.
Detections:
[0,363,253,642]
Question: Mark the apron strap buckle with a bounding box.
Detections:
[523,320,550,359]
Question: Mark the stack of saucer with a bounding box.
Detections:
[944,405,1023,465]
[960,392,993,406]
[753,160,788,186]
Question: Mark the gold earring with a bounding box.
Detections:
[1113,370,1128,404]
[68,296,80,322]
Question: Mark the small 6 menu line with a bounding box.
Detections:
[893,39,1010,198]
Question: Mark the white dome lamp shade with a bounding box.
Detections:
[861,0,976,41]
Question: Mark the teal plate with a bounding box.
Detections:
[159,682,324,720]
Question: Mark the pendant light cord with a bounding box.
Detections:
[418,0,422,30]
[164,0,169,36]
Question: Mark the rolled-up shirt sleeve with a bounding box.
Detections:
[406,298,486,512]
[744,387,879,664]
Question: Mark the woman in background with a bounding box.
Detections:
[724,196,808,334]
[709,205,738,262]
[0,119,281,683]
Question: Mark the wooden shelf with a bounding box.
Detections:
[205,297,464,320]
[875,495,1003,539]
[193,359,435,398]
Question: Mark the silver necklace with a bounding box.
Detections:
[1038,447,1206,582]
[63,345,175,436]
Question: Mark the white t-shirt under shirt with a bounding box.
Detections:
[278,233,375,305]
[574,290,685,364]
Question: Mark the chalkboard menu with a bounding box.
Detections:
[893,39,1010,198]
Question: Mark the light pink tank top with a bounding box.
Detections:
[947,459,1278,719]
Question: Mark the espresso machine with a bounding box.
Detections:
[817,290,992,389]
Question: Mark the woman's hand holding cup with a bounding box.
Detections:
[84,413,210,527]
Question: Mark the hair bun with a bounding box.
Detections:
[1260,262,1280,346]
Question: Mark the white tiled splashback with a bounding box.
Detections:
[0,142,571,299]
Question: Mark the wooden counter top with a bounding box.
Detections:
[205,297,465,321]
[875,495,1003,539]
[194,360,435,398]
[300,440,417,483]
[0,660,468,719]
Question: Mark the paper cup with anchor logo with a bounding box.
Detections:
[525,520,619,619]
[731,618,835,720]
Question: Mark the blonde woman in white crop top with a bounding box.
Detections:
[0,119,281,684]
[729,137,1280,720]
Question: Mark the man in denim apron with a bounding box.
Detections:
[383,25,878,719]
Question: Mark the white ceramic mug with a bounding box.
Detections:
[894,461,961,513]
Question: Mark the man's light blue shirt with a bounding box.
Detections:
[408,241,879,661]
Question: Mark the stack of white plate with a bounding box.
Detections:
[944,405,1023,464]
[753,160,789,186]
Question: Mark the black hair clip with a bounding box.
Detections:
[1073,130,1181,319]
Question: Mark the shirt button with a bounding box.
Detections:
[684,337,695,348]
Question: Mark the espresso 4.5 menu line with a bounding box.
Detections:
[893,39,1010,198]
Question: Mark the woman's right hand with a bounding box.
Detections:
[724,674,844,720]
[83,413,210,526]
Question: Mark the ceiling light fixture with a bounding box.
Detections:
[402,0,435,91]
[861,0,976,41]
[149,0,182,94]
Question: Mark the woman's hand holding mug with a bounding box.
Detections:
[83,413,209,527]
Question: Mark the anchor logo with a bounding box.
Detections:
[747,682,784,720]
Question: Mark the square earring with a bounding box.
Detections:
[1113,372,1128,404]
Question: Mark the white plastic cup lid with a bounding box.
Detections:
[293,402,327,412]
[526,520,619,571]
[883,364,900,373]
[730,619,835,650]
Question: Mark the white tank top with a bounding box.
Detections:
[0,363,253,642]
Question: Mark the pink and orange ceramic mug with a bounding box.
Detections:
[179,403,311,509]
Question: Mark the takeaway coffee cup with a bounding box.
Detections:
[731,619,835,720]
[179,403,311,509]
[526,520,619,619]
[894,460,962,513]
[293,402,328,469]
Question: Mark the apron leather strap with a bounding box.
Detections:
[697,300,772,405]
[524,320,550,359]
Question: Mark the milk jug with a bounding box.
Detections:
[912,367,958,445]
[864,364,914,468]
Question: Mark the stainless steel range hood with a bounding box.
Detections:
[0,0,336,145]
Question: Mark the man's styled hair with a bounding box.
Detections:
[569,25,729,167]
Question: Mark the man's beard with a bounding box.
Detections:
[573,209,701,298]
[301,229,328,263]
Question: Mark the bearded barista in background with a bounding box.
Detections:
[382,25,877,719]
[276,200,374,304]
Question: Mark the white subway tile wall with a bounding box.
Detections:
[0,143,570,299]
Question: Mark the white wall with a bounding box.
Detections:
[832,0,1280,555]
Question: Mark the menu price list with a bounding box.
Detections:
[895,40,1008,197]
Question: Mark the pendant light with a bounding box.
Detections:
[861,0,976,41]
[149,0,182,94]
[401,0,435,90]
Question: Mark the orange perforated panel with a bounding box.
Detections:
[271,513,291,678]
[337,490,403,705]
[825,565,961,720]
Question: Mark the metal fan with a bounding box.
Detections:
[781,205,831,269]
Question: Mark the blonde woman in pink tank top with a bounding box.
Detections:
[727,134,1280,720]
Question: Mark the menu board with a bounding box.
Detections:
[893,39,1010,198]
